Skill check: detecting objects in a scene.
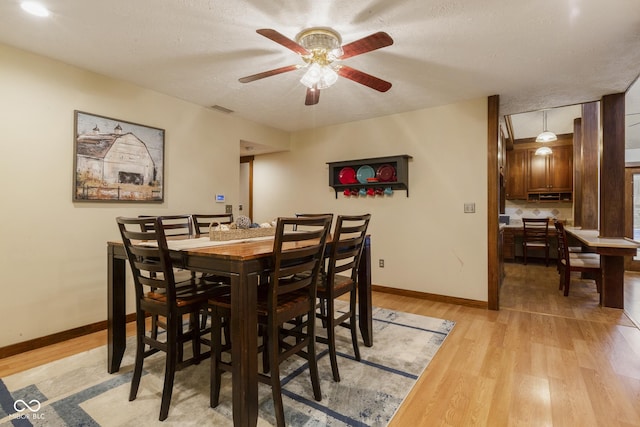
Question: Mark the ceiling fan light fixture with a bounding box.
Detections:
[536,110,557,143]
[300,63,338,90]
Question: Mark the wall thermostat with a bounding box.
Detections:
[215,194,225,203]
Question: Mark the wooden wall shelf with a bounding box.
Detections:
[327,154,412,198]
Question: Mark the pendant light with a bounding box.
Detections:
[534,146,553,156]
[536,110,557,143]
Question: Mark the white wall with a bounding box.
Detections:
[253,98,489,301]
[0,44,288,346]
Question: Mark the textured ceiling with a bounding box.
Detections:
[1,0,640,141]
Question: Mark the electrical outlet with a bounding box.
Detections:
[225,204,232,214]
[379,259,384,268]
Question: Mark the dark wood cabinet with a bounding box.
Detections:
[527,145,573,192]
[503,228,515,260]
[505,144,573,202]
[505,149,528,200]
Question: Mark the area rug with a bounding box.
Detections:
[0,306,454,426]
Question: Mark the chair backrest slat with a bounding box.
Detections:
[523,218,550,243]
[269,215,332,302]
[327,214,371,285]
[117,216,181,309]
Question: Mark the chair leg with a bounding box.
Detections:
[306,315,322,402]
[159,315,178,421]
[129,312,146,402]
[349,290,361,362]
[563,269,571,296]
[268,322,286,427]
[545,247,549,267]
[190,312,201,364]
[523,245,527,265]
[326,298,340,382]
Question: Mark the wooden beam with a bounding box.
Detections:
[573,118,583,227]
[600,93,625,237]
[581,102,599,229]
[599,93,626,308]
[487,95,500,310]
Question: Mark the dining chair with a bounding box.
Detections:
[139,214,195,237]
[522,217,551,266]
[208,215,332,427]
[553,220,592,272]
[316,213,371,382]
[116,216,229,421]
[192,213,234,236]
[293,213,333,231]
[555,221,602,298]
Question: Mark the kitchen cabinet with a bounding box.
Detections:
[505,144,573,202]
[505,149,528,200]
[503,227,516,260]
[527,145,573,192]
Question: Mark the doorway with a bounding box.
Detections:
[625,166,640,271]
[240,156,253,221]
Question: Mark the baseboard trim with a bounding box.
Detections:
[1,287,486,359]
[372,284,488,309]
[0,313,137,359]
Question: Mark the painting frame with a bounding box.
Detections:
[73,110,165,202]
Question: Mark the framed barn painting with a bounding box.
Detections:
[73,111,165,202]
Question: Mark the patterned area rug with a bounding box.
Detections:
[0,306,454,426]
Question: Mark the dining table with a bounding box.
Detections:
[106,234,372,427]
[564,227,639,308]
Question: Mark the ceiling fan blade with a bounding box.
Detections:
[305,86,320,105]
[256,29,309,55]
[337,65,392,92]
[340,32,394,60]
[238,64,300,83]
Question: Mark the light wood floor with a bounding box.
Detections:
[1,263,640,426]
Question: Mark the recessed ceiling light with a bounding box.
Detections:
[20,1,50,17]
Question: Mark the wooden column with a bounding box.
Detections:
[581,102,599,229]
[487,95,500,310]
[599,92,626,308]
[600,93,626,237]
[573,118,583,227]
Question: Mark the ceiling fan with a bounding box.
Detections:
[238,27,394,105]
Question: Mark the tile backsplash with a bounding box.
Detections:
[504,200,573,225]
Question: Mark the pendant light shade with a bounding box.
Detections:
[536,110,557,143]
[535,146,553,156]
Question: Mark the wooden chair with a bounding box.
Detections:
[553,220,593,272]
[140,214,194,237]
[192,213,234,236]
[208,215,332,427]
[555,221,602,298]
[522,218,551,266]
[116,216,229,421]
[316,213,371,382]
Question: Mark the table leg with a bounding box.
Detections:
[230,268,259,427]
[108,245,127,374]
[600,254,625,308]
[358,235,373,347]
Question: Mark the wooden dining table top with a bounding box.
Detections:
[116,234,335,261]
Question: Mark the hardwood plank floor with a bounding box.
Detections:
[1,263,639,426]
[388,262,640,427]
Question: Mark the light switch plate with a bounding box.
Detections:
[464,202,476,213]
